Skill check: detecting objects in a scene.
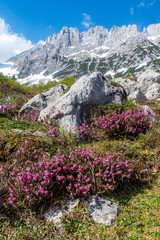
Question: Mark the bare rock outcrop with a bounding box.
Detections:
[20,72,125,132]
[116,70,160,100]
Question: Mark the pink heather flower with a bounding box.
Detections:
[38,162,43,168]
[23,187,29,192]
[85,178,91,183]
[57,175,64,181]
[95,173,100,177]
[44,191,48,196]
[125,160,129,165]
[26,195,31,199]
[9,188,13,192]
[19,176,23,181]
[33,176,37,181]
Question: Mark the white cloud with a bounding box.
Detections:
[82,13,94,28]
[147,0,156,7]
[138,1,145,7]
[0,18,33,63]
[138,0,156,8]
[130,7,134,16]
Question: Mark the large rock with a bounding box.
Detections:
[145,83,160,99]
[20,84,67,115]
[128,90,145,100]
[20,72,125,132]
[116,70,160,100]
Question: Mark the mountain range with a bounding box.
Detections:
[2,23,160,85]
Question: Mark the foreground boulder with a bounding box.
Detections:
[20,72,125,132]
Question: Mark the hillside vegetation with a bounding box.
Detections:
[0,74,160,239]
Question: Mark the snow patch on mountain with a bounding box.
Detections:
[1,23,160,85]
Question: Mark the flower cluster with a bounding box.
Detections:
[48,126,56,137]
[7,146,148,208]
[79,108,151,140]
[19,109,39,123]
[155,107,160,114]
[0,104,17,116]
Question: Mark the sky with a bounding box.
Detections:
[0,0,160,62]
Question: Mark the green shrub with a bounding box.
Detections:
[111,81,127,98]
[0,73,75,95]
[58,76,75,87]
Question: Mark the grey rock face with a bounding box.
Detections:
[20,84,67,115]
[142,105,156,122]
[40,73,124,131]
[145,83,160,99]
[44,196,118,227]
[5,23,160,85]
[21,72,124,132]
[128,90,146,100]
[88,196,119,225]
[45,199,79,224]
[116,70,160,100]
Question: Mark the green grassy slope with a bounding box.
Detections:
[0,73,159,239]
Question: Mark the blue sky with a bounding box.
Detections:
[0,0,159,61]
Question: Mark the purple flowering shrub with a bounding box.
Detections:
[0,104,17,118]
[0,101,158,211]
[6,146,149,208]
[79,108,151,140]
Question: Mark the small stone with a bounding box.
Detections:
[132,221,143,227]
[44,199,79,224]
[87,195,119,225]
[142,105,155,122]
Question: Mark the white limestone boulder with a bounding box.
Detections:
[20,72,125,132]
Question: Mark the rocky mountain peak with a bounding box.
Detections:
[3,23,160,86]
[146,23,160,37]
